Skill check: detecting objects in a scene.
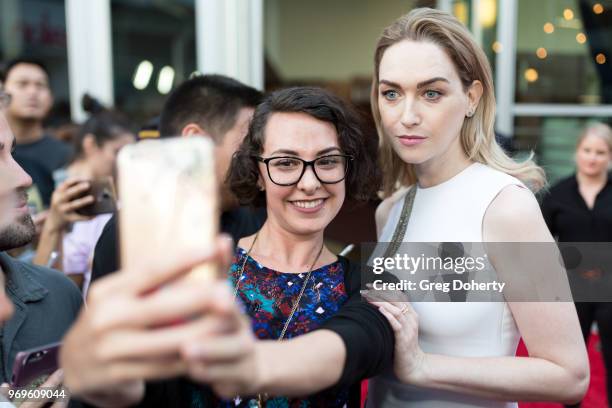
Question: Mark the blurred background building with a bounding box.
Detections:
[0,0,610,183]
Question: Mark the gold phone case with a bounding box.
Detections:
[117,137,218,282]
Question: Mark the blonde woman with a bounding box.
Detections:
[541,123,612,407]
[366,8,589,407]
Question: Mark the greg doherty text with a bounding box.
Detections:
[371,279,506,293]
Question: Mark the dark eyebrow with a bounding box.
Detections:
[416,77,449,89]
[379,79,401,88]
[269,147,341,156]
[379,77,450,89]
[317,147,342,155]
[270,149,299,156]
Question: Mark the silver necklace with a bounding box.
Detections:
[233,231,325,407]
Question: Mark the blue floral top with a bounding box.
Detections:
[211,247,350,408]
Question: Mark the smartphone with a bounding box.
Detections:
[116,137,218,282]
[75,177,117,216]
[11,342,61,388]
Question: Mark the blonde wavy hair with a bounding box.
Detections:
[372,8,546,197]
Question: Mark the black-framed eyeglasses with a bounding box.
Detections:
[0,91,10,109]
[256,154,353,186]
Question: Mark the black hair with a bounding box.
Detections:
[158,74,263,138]
[0,57,50,83]
[82,93,106,115]
[228,86,381,206]
[72,96,134,160]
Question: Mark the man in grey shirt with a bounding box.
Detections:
[0,107,81,404]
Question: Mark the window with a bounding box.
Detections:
[111,0,196,124]
[515,0,610,104]
[514,115,606,182]
[0,0,70,126]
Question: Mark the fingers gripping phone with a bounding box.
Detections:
[11,342,61,388]
[116,137,218,282]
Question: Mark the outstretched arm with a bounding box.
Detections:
[182,261,394,398]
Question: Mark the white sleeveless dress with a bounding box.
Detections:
[367,163,524,408]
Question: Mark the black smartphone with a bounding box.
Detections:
[76,178,117,216]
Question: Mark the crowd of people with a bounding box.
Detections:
[0,7,610,408]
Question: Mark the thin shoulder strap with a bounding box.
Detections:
[383,186,416,258]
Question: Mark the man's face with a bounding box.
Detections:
[3,63,53,122]
[216,107,254,210]
[0,112,35,251]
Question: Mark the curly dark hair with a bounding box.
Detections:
[227,86,380,207]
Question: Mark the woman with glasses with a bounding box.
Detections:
[162,86,390,408]
[58,87,393,408]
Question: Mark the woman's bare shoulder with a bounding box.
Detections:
[483,184,553,242]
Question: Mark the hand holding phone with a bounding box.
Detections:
[59,238,233,406]
[45,178,95,232]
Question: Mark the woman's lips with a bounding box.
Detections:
[397,135,426,146]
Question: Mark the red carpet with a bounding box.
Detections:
[518,334,608,408]
[361,334,608,408]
